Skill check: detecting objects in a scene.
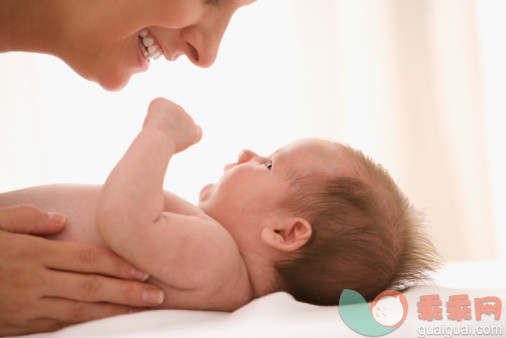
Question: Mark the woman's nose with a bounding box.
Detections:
[180,15,231,68]
[181,30,222,68]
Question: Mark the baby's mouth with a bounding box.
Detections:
[138,29,162,60]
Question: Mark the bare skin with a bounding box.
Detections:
[0,0,256,90]
[0,205,163,336]
[0,185,254,312]
[0,99,321,322]
[0,1,256,334]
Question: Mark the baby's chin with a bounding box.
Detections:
[198,183,216,205]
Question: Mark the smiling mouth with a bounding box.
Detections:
[138,29,162,60]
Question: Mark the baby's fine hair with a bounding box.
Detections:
[274,142,440,305]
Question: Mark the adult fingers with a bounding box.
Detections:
[22,318,70,335]
[41,239,150,281]
[38,297,141,323]
[45,270,164,307]
[0,316,70,337]
[0,205,66,234]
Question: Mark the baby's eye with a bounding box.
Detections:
[265,161,273,170]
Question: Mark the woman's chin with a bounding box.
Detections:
[97,73,130,92]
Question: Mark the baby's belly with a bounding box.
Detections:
[0,184,108,248]
[43,219,107,249]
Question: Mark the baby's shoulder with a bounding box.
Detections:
[195,218,252,302]
[172,217,253,310]
[198,218,247,280]
[201,222,253,310]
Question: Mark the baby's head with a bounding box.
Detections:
[198,138,439,305]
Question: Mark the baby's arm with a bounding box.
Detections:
[97,99,241,290]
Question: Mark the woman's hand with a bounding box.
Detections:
[0,205,164,336]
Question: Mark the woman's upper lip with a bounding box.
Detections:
[161,44,184,61]
[148,31,183,61]
[155,38,171,60]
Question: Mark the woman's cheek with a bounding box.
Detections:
[143,0,203,28]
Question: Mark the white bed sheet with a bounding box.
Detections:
[21,260,506,338]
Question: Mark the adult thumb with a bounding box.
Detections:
[0,205,67,234]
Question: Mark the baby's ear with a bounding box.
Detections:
[261,217,312,252]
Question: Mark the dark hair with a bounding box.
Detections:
[274,143,440,305]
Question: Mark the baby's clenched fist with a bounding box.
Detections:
[143,98,202,153]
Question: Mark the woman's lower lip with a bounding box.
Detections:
[136,38,150,72]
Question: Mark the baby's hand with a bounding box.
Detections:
[143,98,202,153]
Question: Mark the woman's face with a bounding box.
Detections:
[58,0,255,90]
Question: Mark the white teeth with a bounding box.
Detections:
[153,51,162,59]
[143,37,154,47]
[138,31,162,61]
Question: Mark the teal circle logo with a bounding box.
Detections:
[339,289,408,336]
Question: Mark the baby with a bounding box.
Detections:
[0,98,438,311]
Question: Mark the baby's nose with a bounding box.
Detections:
[237,149,256,164]
[223,150,253,171]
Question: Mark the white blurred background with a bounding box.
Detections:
[1,0,504,264]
